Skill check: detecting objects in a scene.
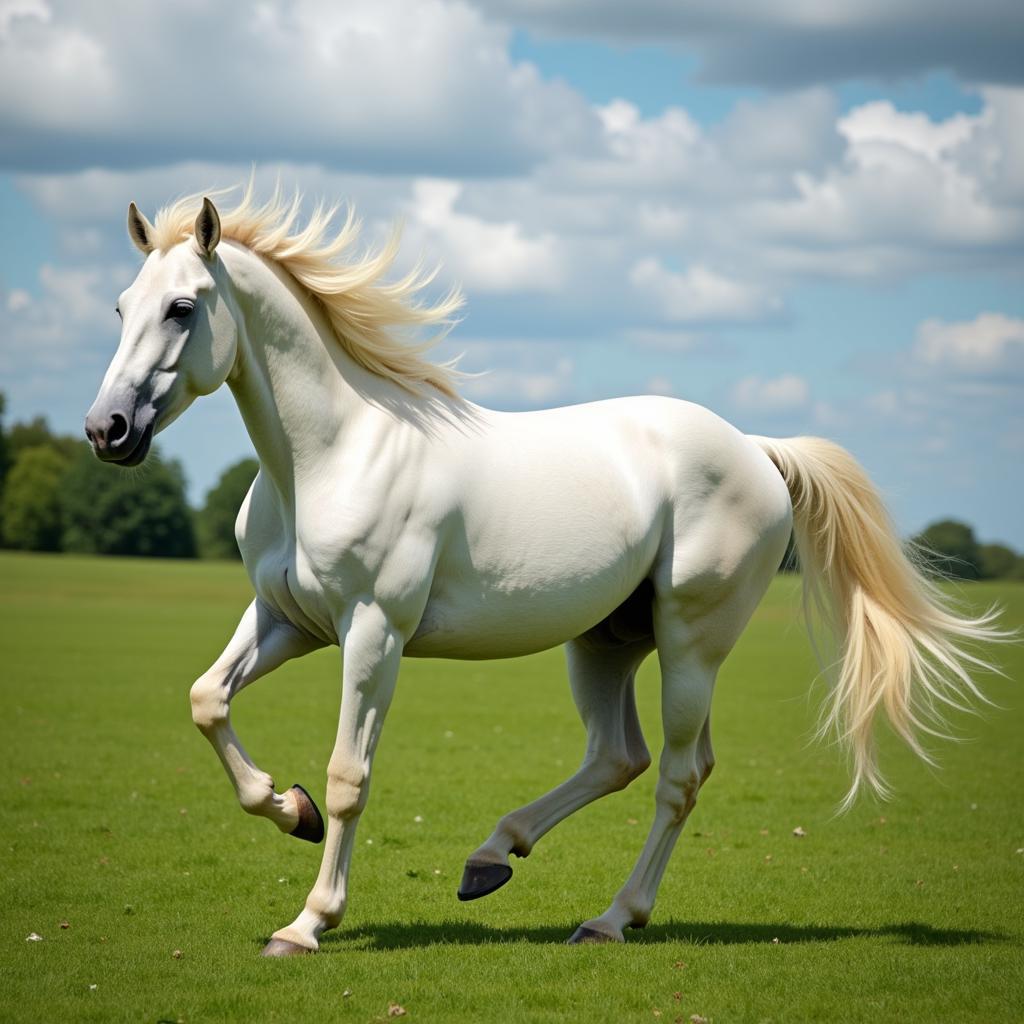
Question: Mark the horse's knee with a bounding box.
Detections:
[326,762,368,820]
[190,675,227,733]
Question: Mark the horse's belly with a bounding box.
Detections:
[405,547,656,660]
[404,592,607,660]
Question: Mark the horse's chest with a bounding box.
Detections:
[253,546,336,644]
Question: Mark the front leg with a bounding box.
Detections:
[263,601,402,955]
[190,599,325,835]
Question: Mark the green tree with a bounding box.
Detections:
[0,393,10,498]
[7,415,81,462]
[1,445,69,551]
[911,519,982,580]
[196,457,259,559]
[978,542,1019,580]
[60,446,197,558]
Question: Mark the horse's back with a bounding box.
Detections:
[407,396,789,659]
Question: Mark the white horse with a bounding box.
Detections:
[86,188,1003,956]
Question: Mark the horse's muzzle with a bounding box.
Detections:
[85,409,155,467]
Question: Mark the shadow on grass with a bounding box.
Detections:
[312,919,1003,952]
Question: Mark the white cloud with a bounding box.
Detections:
[716,88,842,171]
[0,0,50,40]
[467,362,572,404]
[0,0,598,174]
[17,162,399,228]
[6,288,30,312]
[623,327,704,351]
[10,86,1024,364]
[838,101,978,161]
[740,95,1024,277]
[558,101,711,192]
[12,27,1024,315]
[732,373,810,412]
[599,100,703,166]
[460,350,575,405]
[9,85,1023,419]
[969,87,1024,203]
[405,179,565,293]
[913,313,1024,375]
[630,259,781,324]
[857,312,1024,463]
[0,261,125,386]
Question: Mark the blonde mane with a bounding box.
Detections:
[149,183,464,398]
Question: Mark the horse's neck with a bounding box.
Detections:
[223,247,388,501]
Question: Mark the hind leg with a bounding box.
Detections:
[567,624,718,945]
[459,630,654,900]
[566,561,782,945]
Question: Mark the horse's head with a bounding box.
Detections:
[85,198,238,466]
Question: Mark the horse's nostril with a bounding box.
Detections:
[108,413,129,446]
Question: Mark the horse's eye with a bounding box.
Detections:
[166,299,195,321]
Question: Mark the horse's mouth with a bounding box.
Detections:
[108,420,155,467]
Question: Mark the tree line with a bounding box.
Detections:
[1,394,1022,577]
[0,395,255,560]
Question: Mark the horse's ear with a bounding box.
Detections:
[194,197,221,259]
[127,202,154,255]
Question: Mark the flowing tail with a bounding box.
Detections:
[752,435,1011,809]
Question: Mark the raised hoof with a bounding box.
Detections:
[261,937,314,957]
[457,861,513,902]
[566,925,624,945]
[288,784,325,844]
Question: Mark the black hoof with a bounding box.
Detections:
[566,925,623,945]
[457,861,513,901]
[288,784,325,844]
[261,937,314,957]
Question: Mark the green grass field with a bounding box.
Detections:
[1,551,1021,1023]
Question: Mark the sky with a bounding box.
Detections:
[0,0,1022,545]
